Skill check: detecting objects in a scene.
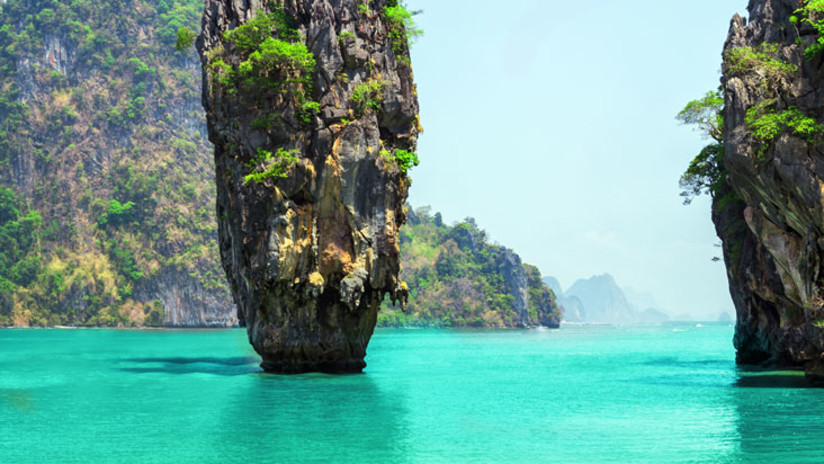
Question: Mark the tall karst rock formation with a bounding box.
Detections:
[718,0,824,378]
[199,0,420,372]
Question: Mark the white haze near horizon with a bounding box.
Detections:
[405,0,748,320]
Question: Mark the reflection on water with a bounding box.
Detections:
[214,373,409,463]
[125,356,260,366]
[641,356,733,370]
[732,368,824,463]
[118,356,262,376]
[5,326,824,463]
[734,370,811,389]
[0,389,34,412]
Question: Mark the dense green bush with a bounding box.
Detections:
[211,6,315,94]
[97,200,137,227]
[745,103,824,145]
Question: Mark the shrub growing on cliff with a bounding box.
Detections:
[235,37,315,90]
[209,6,318,118]
[744,102,824,156]
[352,78,385,116]
[381,148,419,174]
[243,147,299,185]
[393,149,419,174]
[382,1,423,57]
[724,44,797,92]
[793,0,824,59]
[676,89,725,204]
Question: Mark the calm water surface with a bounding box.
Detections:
[0,324,822,463]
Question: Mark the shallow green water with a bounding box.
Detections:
[1,324,822,463]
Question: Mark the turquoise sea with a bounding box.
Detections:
[1,324,823,463]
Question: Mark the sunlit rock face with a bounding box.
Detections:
[199,0,419,373]
[718,0,824,378]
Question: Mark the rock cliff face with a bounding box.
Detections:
[719,0,824,376]
[0,0,234,328]
[199,0,419,372]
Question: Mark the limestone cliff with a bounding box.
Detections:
[199,0,420,372]
[718,0,824,376]
[0,0,234,328]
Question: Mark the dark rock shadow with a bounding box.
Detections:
[734,374,814,388]
[733,365,819,388]
[734,371,819,388]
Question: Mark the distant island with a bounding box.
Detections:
[547,273,670,325]
[379,207,562,328]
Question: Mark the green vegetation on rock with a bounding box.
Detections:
[0,0,231,327]
[744,102,824,146]
[381,148,419,174]
[792,0,824,58]
[206,5,317,120]
[725,44,797,86]
[243,148,300,185]
[723,35,824,161]
[352,78,385,116]
[382,1,423,58]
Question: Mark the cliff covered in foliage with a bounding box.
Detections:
[708,0,824,377]
[199,0,421,372]
[0,0,234,327]
[379,207,562,328]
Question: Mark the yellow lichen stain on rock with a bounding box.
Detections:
[309,271,325,287]
[384,207,398,248]
[275,205,314,280]
[317,155,355,276]
[817,179,824,213]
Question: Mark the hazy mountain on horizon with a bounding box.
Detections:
[623,286,671,324]
[565,274,635,324]
[543,276,564,299]
[545,274,674,324]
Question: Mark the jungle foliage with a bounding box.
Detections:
[0,0,227,327]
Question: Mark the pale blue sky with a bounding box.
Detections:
[406,0,748,319]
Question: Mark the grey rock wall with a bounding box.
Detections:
[719,0,824,376]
